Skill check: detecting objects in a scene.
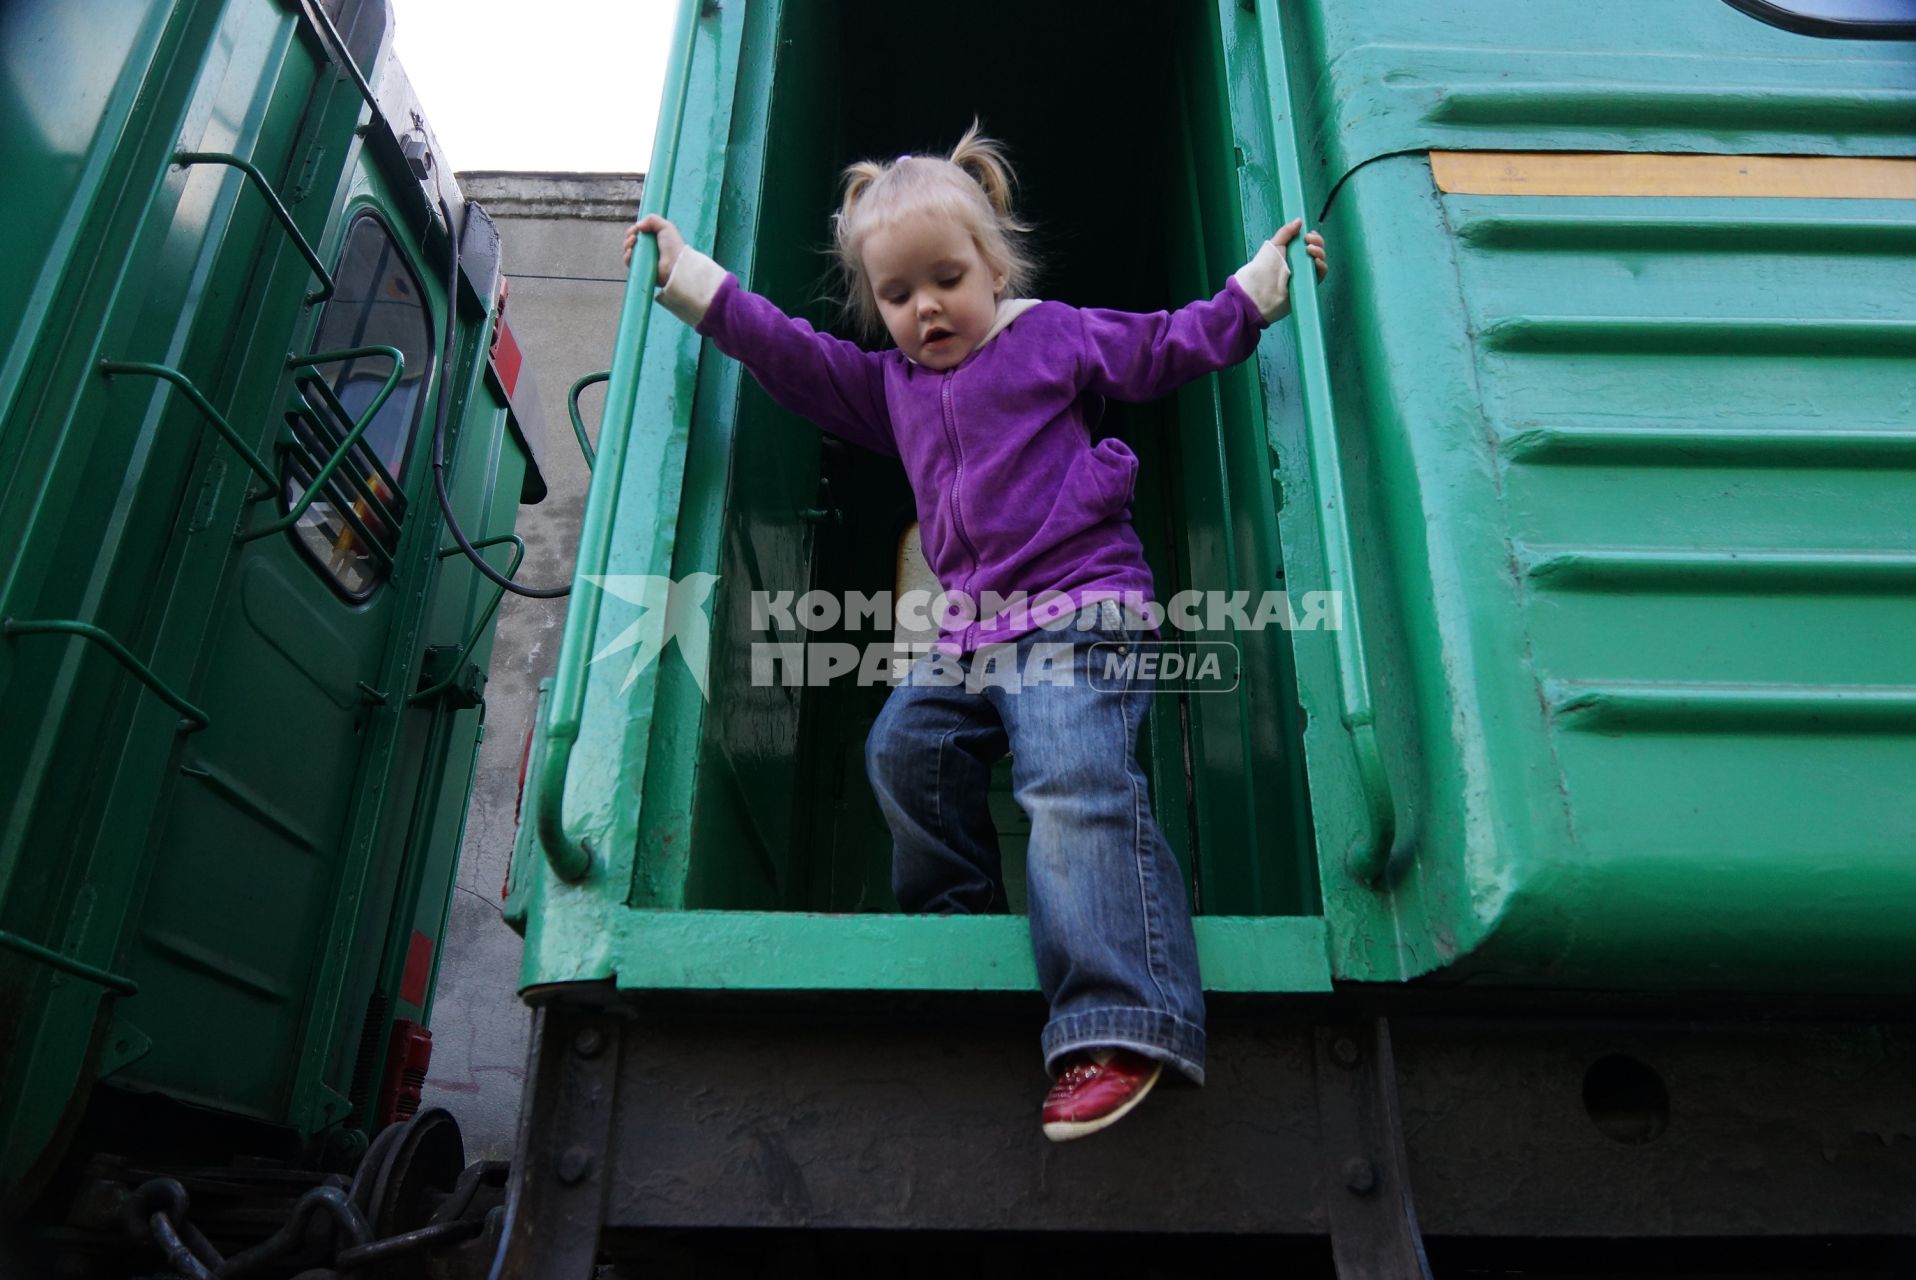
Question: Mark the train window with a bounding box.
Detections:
[1723,0,1916,37]
[283,212,434,599]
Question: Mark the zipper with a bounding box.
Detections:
[940,371,981,644]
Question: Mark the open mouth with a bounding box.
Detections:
[923,328,954,345]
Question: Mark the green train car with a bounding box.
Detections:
[503,0,1916,1274]
[2,0,543,1271]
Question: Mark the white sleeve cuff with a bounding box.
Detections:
[655,245,727,326]
[1232,238,1290,324]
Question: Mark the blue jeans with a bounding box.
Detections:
[864,606,1207,1084]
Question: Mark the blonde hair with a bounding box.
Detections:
[831,119,1039,343]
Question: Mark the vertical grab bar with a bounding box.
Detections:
[1253,1,1402,883]
[534,0,702,882]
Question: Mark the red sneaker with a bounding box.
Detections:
[1041,1048,1164,1142]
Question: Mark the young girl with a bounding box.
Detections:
[624,123,1327,1142]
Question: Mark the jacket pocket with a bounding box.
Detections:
[1085,437,1140,516]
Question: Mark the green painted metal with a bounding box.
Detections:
[661,0,856,918]
[270,213,477,1136]
[0,1,172,433]
[408,532,525,705]
[1251,0,1399,886]
[1,618,210,730]
[513,0,1915,1016]
[1246,0,1916,987]
[1279,2,1916,219]
[1,0,267,1194]
[604,913,1330,994]
[1,0,539,1200]
[510,0,753,973]
[172,149,336,302]
[567,369,608,470]
[534,0,704,883]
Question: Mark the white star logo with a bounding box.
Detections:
[582,573,721,700]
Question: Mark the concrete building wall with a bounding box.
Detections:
[419,172,639,1157]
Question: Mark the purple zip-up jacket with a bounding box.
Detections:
[656,242,1292,651]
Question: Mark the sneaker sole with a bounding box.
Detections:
[1041,1061,1164,1143]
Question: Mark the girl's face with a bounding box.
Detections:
[863,212,1006,370]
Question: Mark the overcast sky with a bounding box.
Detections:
[391,0,675,174]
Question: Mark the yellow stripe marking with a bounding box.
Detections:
[1430,152,1916,200]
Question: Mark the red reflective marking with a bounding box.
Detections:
[490,310,524,398]
[400,929,433,1007]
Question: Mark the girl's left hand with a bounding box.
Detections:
[1272,217,1329,282]
[1254,219,1329,322]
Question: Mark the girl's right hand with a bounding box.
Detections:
[623,214,685,286]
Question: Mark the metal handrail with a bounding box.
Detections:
[408,534,527,706]
[567,371,610,470]
[1254,0,1402,883]
[3,618,209,732]
[240,345,404,543]
[97,360,281,490]
[0,928,140,995]
[173,151,335,304]
[534,0,703,882]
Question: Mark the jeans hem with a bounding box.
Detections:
[1042,1008,1206,1086]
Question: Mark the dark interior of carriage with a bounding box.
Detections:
[667,0,1320,921]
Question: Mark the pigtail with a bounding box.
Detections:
[948,118,1023,225]
[950,120,1039,296]
[833,160,886,253]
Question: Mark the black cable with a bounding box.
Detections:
[433,195,570,598]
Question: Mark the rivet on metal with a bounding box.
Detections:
[573,1026,605,1058]
[555,1147,593,1185]
[1342,1156,1377,1194]
[1332,1036,1360,1067]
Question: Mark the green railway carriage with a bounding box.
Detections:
[1,0,543,1264]
[503,0,1916,1273]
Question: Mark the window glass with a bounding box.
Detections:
[1724,0,1916,37]
[284,213,433,598]
[321,0,389,71]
